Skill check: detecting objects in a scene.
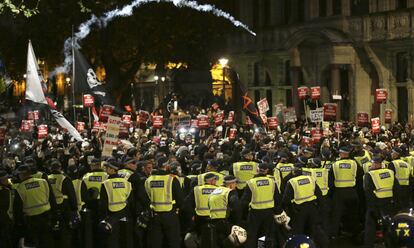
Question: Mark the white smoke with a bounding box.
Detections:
[51,0,255,76]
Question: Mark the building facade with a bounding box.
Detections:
[227,0,414,123]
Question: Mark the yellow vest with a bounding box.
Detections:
[362,162,373,174]
[354,150,371,167]
[232,161,258,190]
[368,169,394,199]
[322,160,333,170]
[32,171,44,179]
[410,151,414,157]
[194,184,217,216]
[197,172,224,187]
[246,176,275,209]
[393,159,410,186]
[48,174,68,205]
[82,171,108,199]
[208,187,231,219]
[402,156,414,173]
[276,163,295,179]
[187,175,197,180]
[270,171,282,193]
[332,159,357,188]
[103,177,131,212]
[302,168,329,196]
[219,170,229,176]
[145,175,175,212]
[15,178,51,216]
[118,169,133,180]
[289,175,317,205]
[72,179,84,212]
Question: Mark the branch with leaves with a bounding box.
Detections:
[0,0,40,17]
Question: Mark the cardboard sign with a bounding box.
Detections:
[357,112,369,127]
[83,94,94,107]
[267,117,278,130]
[99,105,115,122]
[229,128,237,140]
[122,115,132,127]
[102,116,121,157]
[310,108,324,123]
[334,122,342,134]
[226,111,235,125]
[323,103,337,121]
[257,98,270,114]
[297,86,309,100]
[371,117,380,134]
[152,116,164,129]
[322,121,330,136]
[197,115,210,129]
[284,108,297,123]
[214,111,225,126]
[311,128,322,143]
[385,109,392,124]
[311,86,321,100]
[76,122,85,132]
[0,127,6,145]
[38,124,48,139]
[245,116,253,126]
[376,89,388,103]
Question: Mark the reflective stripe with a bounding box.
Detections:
[104,178,131,212]
[194,184,217,216]
[247,177,275,209]
[145,175,175,212]
[393,160,410,186]
[332,160,357,188]
[232,162,258,190]
[289,175,317,205]
[368,169,394,198]
[208,187,231,219]
[16,178,51,216]
[48,174,68,205]
[72,179,84,212]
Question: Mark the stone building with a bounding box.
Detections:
[227,0,414,123]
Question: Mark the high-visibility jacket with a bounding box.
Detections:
[362,161,373,174]
[402,156,414,174]
[103,177,131,212]
[82,171,108,199]
[270,171,282,193]
[302,168,329,196]
[288,175,317,205]
[118,169,134,180]
[193,184,217,216]
[208,187,231,219]
[246,176,275,209]
[367,169,394,199]
[72,179,84,212]
[322,160,333,170]
[145,174,176,212]
[392,159,410,186]
[276,163,295,179]
[232,161,258,190]
[332,159,358,188]
[354,150,371,167]
[187,175,197,180]
[32,171,44,179]
[48,174,68,205]
[197,172,224,187]
[15,178,51,216]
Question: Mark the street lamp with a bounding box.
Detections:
[218,58,229,99]
[65,77,71,86]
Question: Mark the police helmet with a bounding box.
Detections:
[284,235,316,248]
[389,209,414,247]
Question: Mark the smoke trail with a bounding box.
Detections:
[51,0,255,75]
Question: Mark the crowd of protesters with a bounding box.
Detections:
[1,102,414,248]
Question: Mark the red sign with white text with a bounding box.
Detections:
[357,112,369,127]
[297,86,309,100]
[311,86,321,100]
[311,128,322,143]
[197,115,210,129]
[226,111,235,125]
[38,125,48,139]
[323,103,337,121]
[137,111,149,126]
[99,105,115,122]
[371,117,381,134]
[385,109,392,124]
[122,115,132,127]
[334,122,342,134]
[229,128,237,140]
[376,89,388,103]
[267,117,279,130]
[152,116,164,129]
[214,111,225,126]
[83,94,94,107]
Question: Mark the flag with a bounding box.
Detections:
[25,41,83,142]
[92,106,99,121]
[240,84,263,126]
[74,48,112,106]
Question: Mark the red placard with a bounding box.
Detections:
[301,136,312,146]
[375,89,388,103]
[214,111,224,126]
[257,98,270,114]
[384,109,392,124]
[357,112,369,127]
[229,128,237,140]
[190,119,199,128]
[119,122,129,139]
[297,86,309,100]
[122,115,132,127]
[226,111,235,125]
[334,122,342,134]
[371,117,380,134]
[92,120,101,132]
[323,103,337,121]
[267,117,278,130]
[311,128,322,143]
[38,125,48,139]
[76,122,85,132]
[21,120,34,132]
[245,116,253,127]
[0,127,5,145]
[33,110,39,120]
[137,111,149,125]
[197,115,210,129]
[99,105,115,122]
[311,86,321,100]
[260,113,268,125]
[152,116,164,129]
[83,94,95,107]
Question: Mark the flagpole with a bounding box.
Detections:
[72,25,76,123]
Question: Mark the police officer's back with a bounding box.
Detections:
[388,147,413,210]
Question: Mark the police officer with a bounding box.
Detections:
[0,169,12,248]
[184,173,218,248]
[241,163,282,248]
[13,165,57,247]
[197,160,224,187]
[118,157,137,180]
[99,158,133,248]
[329,146,363,239]
[352,140,371,169]
[145,157,183,248]
[275,151,295,190]
[208,175,242,248]
[24,156,48,180]
[388,147,412,210]
[230,149,258,194]
[48,159,78,248]
[363,155,396,248]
